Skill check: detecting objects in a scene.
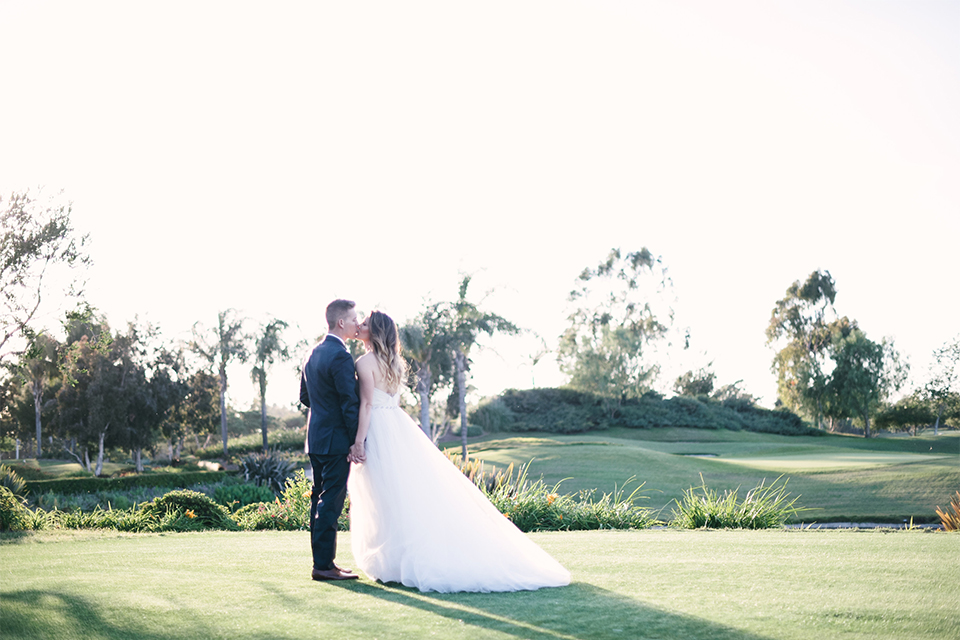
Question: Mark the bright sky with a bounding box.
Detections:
[2,1,958,413]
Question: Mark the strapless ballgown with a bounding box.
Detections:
[348,388,571,593]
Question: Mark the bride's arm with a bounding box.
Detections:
[352,356,376,463]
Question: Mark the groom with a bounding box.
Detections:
[300,299,361,581]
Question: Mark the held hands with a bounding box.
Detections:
[348,442,366,464]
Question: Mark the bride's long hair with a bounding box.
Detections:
[368,311,406,393]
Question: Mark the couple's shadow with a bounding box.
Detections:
[327,578,771,640]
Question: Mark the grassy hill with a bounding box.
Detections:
[452,428,960,524]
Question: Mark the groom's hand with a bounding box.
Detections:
[349,442,366,464]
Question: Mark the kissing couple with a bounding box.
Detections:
[299,299,570,593]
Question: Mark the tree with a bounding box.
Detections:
[824,329,907,438]
[399,303,454,441]
[1,190,89,366]
[113,323,184,472]
[875,393,936,436]
[57,319,124,476]
[444,276,519,459]
[674,366,716,397]
[766,270,854,428]
[166,370,220,455]
[15,331,60,457]
[250,318,292,452]
[190,310,249,457]
[558,248,675,411]
[924,336,959,436]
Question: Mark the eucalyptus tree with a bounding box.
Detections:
[399,303,454,441]
[824,329,908,438]
[16,331,60,456]
[925,337,959,436]
[166,370,220,454]
[674,366,716,397]
[766,270,855,428]
[190,310,249,456]
[0,190,89,366]
[558,248,675,413]
[115,323,186,472]
[57,319,123,475]
[250,318,292,452]
[444,276,519,459]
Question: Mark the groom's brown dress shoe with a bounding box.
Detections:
[312,567,359,581]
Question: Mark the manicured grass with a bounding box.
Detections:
[1,529,956,639]
[465,430,960,523]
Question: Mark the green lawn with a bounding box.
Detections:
[462,430,960,523]
[1,529,956,640]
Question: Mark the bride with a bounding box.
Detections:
[347,310,571,593]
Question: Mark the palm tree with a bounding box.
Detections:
[190,310,249,456]
[399,304,453,441]
[250,318,292,452]
[445,276,519,459]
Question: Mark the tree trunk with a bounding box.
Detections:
[260,379,269,452]
[417,365,432,439]
[33,379,42,457]
[219,361,229,456]
[15,438,20,459]
[176,436,183,460]
[456,350,469,460]
[863,413,871,439]
[933,402,943,436]
[84,447,91,473]
[95,430,106,476]
[134,447,143,473]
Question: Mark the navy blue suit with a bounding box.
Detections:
[300,335,359,570]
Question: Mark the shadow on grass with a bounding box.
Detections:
[0,590,216,640]
[324,579,773,640]
[2,581,773,640]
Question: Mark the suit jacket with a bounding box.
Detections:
[300,335,360,455]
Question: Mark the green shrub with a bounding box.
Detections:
[0,463,50,481]
[0,486,33,531]
[25,471,229,496]
[141,490,236,530]
[0,464,28,501]
[238,452,296,494]
[232,469,347,531]
[195,429,306,459]
[214,482,276,512]
[470,397,517,432]
[670,474,803,529]
[471,387,820,436]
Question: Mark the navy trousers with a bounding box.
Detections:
[309,453,350,570]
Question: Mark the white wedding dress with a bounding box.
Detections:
[348,387,571,593]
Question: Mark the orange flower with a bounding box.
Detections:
[547,493,558,505]
[185,510,196,519]
[302,491,311,498]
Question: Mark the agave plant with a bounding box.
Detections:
[0,464,28,503]
[238,451,296,495]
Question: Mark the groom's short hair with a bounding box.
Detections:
[326,299,356,330]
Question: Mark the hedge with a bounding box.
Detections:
[25,471,229,496]
[470,388,820,436]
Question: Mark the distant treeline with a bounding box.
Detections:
[470,388,819,436]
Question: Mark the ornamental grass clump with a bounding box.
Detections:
[670,473,802,529]
[238,451,297,495]
[0,464,28,501]
[477,459,659,532]
[935,491,960,531]
[0,485,33,531]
